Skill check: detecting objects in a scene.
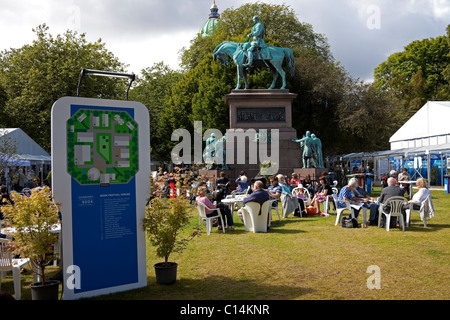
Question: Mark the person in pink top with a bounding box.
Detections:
[196,186,234,231]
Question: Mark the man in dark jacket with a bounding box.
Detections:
[369,177,405,225]
[237,181,270,224]
[243,180,270,206]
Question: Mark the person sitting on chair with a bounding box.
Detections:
[405,178,430,211]
[238,181,270,224]
[235,174,248,193]
[277,174,300,218]
[267,175,282,208]
[292,184,308,216]
[196,186,234,231]
[311,177,333,216]
[369,177,405,227]
[337,178,361,219]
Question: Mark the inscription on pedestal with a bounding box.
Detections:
[237,107,286,123]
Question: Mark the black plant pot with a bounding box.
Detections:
[30,280,60,300]
[154,262,178,285]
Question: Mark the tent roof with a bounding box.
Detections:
[328,142,450,162]
[389,101,450,143]
[0,128,50,161]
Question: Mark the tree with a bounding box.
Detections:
[0,24,126,152]
[130,62,183,161]
[154,2,337,160]
[437,24,450,100]
[180,2,332,71]
[374,31,450,125]
[290,55,348,155]
[336,81,396,152]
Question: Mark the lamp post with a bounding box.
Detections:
[76,68,135,100]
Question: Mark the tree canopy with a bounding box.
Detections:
[1,6,448,163]
[374,28,450,127]
[0,24,126,152]
[140,2,345,160]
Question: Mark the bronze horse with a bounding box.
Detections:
[213,41,295,90]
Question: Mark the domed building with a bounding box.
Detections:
[199,0,220,37]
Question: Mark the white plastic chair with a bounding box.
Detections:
[302,188,312,206]
[332,194,355,226]
[405,194,434,227]
[324,195,336,215]
[270,199,281,222]
[378,196,407,231]
[292,187,310,217]
[196,201,226,235]
[323,187,338,215]
[240,201,271,233]
[0,239,31,300]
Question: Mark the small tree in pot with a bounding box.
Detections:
[2,186,60,299]
[143,196,201,284]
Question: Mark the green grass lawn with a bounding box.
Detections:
[2,187,449,300]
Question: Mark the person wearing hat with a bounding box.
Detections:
[292,184,308,216]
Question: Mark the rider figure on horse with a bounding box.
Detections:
[243,15,268,67]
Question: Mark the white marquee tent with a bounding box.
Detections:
[0,128,51,166]
[327,101,450,186]
[390,101,450,150]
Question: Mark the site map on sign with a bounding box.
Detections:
[67,109,139,186]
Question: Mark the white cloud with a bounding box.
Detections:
[107,30,195,73]
[431,0,450,19]
[0,0,449,80]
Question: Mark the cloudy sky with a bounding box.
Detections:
[1,0,449,82]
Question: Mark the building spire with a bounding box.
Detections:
[209,0,220,19]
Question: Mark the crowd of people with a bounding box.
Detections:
[188,169,340,232]
[151,164,432,232]
[336,170,431,228]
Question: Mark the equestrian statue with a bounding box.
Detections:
[213,15,295,90]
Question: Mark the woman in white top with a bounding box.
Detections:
[407,178,431,210]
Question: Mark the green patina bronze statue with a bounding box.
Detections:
[292,131,324,169]
[213,16,295,90]
[243,16,268,67]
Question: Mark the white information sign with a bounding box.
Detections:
[51,96,150,300]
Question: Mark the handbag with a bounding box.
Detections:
[341,216,358,228]
[305,206,317,216]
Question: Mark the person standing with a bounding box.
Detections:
[398,168,411,196]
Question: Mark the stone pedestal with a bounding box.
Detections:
[293,168,324,182]
[224,89,301,176]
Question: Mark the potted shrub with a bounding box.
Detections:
[2,186,61,300]
[143,196,200,284]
